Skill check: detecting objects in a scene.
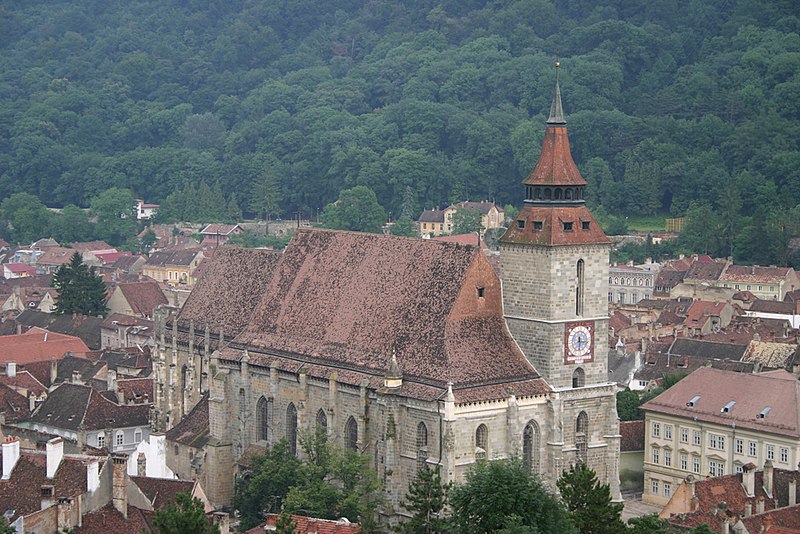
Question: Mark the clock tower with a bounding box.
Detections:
[499,73,611,390]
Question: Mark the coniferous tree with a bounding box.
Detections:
[556,463,625,534]
[52,252,108,317]
[395,466,451,534]
[151,493,219,534]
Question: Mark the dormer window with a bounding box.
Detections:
[517,220,526,230]
[721,401,735,413]
[562,222,573,231]
[582,221,590,230]
[533,221,543,230]
[686,395,701,407]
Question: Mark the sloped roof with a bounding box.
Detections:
[116,281,168,317]
[0,382,31,422]
[31,383,150,431]
[165,394,209,448]
[130,476,195,510]
[684,260,725,281]
[247,514,361,534]
[742,341,798,369]
[94,251,131,264]
[750,299,794,314]
[684,300,727,328]
[144,248,201,267]
[453,201,502,215]
[721,265,792,283]
[36,247,74,266]
[199,223,241,236]
[117,378,153,404]
[641,367,800,437]
[522,124,587,187]
[418,209,445,223]
[0,327,90,364]
[16,310,103,350]
[231,229,547,400]
[75,503,153,534]
[0,370,48,397]
[669,338,747,360]
[177,247,282,338]
[4,263,36,274]
[499,205,610,246]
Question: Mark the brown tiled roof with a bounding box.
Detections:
[0,370,47,397]
[16,310,103,350]
[417,209,445,223]
[619,420,644,452]
[0,327,90,364]
[31,383,150,431]
[116,281,169,317]
[130,476,195,510]
[199,223,241,236]
[177,247,282,337]
[523,124,587,187]
[233,229,547,400]
[75,503,153,534]
[742,341,798,369]
[111,254,145,272]
[0,382,31,423]
[641,367,800,437]
[165,394,209,448]
[684,300,727,328]
[609,311,633,333]
[750,300,794,314]
[144,248,201,267]
[117,378,153,404]
[247,514,361,534]
[670,338,747,360]
[721,264,792,283]
[101,313,154,330]
[36,247,74,266]
[684,260,725,281]
[68,241,113,253]
[500,205,610,246]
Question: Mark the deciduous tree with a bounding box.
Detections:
[321,186,386,234]
[556,463,625,534]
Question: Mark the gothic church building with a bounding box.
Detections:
[153,81,621,514]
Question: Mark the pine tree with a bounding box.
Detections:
[395,466,451,534]
[556,463,625,534]
[52,252,108,317]
[250,168,281,221]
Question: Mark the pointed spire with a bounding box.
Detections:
[547,61,566,125]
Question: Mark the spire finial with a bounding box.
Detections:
[547,60,566,125]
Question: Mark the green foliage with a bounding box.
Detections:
[274,512,298,534]
[627,514,674,534]
[0,192,54,244]
[151,492,220,534]
[53,205,92,243]
[395,466,451,534]
[556,463,625,534]
[451,208,482,235]
[390,217,418,237]
[616,389,643,421]
[249,167,282,221]
[51,252,108,317]
[0,516,15,534]
[448,458,575,534]
[321,186,386,234]
[89,187,136,246]
[155,182,238,224]
[640,373,688,406]
[233,440,301,531]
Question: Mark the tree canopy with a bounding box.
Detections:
[51,252,108,317]
[557,463,626,534]
[151,492,219,534]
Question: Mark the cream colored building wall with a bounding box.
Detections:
[642,411,800,506]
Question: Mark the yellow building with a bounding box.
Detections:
[143,249,204,286]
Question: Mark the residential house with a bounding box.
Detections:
[2,286,58,313]
[0,381,32,422]
[164,394,209,489]
[683,300,735,336]
[609,260,661,305]
[199,223,243,245]
[245,515,361,534]
[101,314,154,349]
[660,464,800,533]
[143,249,204,286]
[718,265,799,301]
[417,209,446,237]
[445,200,505,233]
[0,363,48,412]
[8,249,43,266]
[90,251,132,268]
[0,327,90,368]
[134,199,159,220]
[640,367,800,506]
[30,382,150,454]
[746,299,800,329]
[31,238,60,249]
[35,247,75,274]
[106,281,168,320]
[15,309,104,350]
[109,254,146,275]
[3,263,36,279]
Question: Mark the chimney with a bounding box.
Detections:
[56,497,73,531]
[1,438,20,479]
[107,369,118,395]
[789,479,797,506]
[763,460,773,498]
[6,362,15,378]
[112,455,128,518]
[86,460,100,493]
[71,370,81,385]
[46,437,64,479]
[755,496,765,514]
[743,463,756,496]
[744,501,752,517]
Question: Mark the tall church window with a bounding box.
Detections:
[475,424,488,459]
[576,411,589,464]
[345,416,358,451]
[316,409,328,442]
[523,421,541,471]
[576,259,585,316]
[256,396,270,442]
[416,422,429,472]
[181,365,188,394]
[286,403,298,455]
[572,367,585,388]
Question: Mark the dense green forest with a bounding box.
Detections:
[1,0,799,261]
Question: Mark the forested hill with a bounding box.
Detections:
[1,1,798,251]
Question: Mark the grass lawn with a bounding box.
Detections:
[624,215,667,232]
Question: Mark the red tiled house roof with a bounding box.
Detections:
[0,370,48,398]
[0,327,90,365]
[116,378,153,404]
[246,514,361,534]
[75,503,153,534]
[0,382,31,423]
[165,394,209,448]
[30,383,150,432]
[116,281,169,317]
[720,265,792,284]
[229,229,549,402]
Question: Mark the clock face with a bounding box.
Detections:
[564,321,595,364]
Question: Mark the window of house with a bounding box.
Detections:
[680,454,688,471]
[533,221,543,230]
[652,448,659,464]
[735,284,740,290]
[770,286,775,291]
[709,460,724,477]
[423,223,427,229]
[692,456,701,474]
[581,221,590,230]
[767,444,775,460]
[651,479,659,495]
[663,482,671,498]
[709,434,725,450]
[652,422,660,438]
[780,447,788,463]
[693,430,701,446]
[562,221,573,231]
[664,425,672,440]
[736,439,743,455]
[664,449,672,467]
[680,428,689,443]
[749,441,757,457]
[758,285,763,291]
[736,464,743,473]
[517,220,525,230]
[746,285,751,290]
[476,424,488,459]
[97,434,105,448]
[477,287,485,298]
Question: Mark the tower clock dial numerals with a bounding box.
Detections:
[564,322,595,364]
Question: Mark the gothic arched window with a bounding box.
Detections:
[475,424,488,459]
[555,188,563,200]
[572,367,585,388]
[416,422,429,472]
[256,396,270,442]
[576,259,585,316]
[565,188,573,200]
[576,411,589,464]
[345,416,358,451]
[316,409,328,442]
[523,421,541,471]
[286,403,298,455]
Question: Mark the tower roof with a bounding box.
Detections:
[547,79,566,125]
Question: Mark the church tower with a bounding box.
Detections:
[500,70,611,390]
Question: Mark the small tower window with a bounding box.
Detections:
[477,287,485,298]
[533,221,543,230]
[562,222,573,231]
[572,367,585,388]
[517,220,526,230]
[555,188,562,200]
[582,221,590,230]
[544,188,552,200]
[565,189,573,200]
